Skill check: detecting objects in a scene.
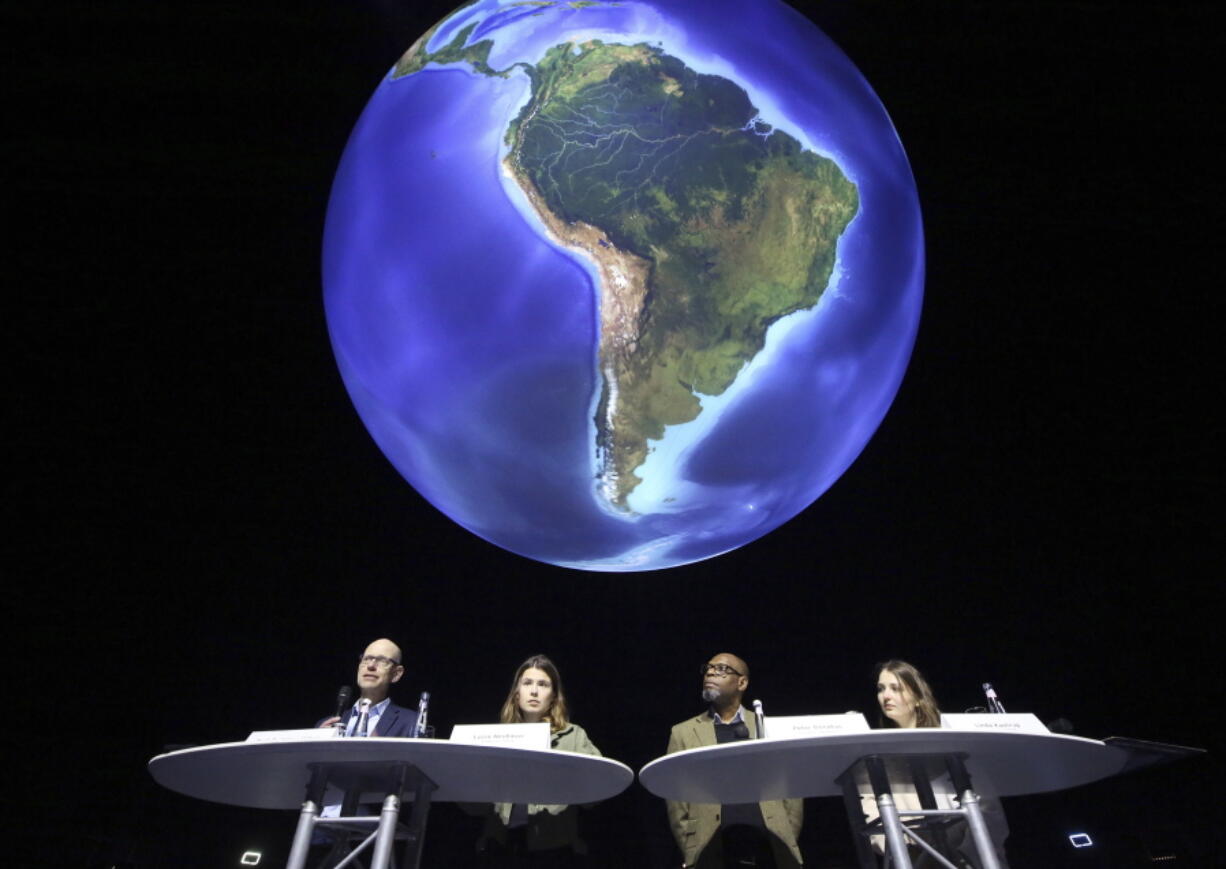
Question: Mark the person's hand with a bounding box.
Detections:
[319,716,341,728]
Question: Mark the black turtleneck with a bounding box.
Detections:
[714,717,763,829]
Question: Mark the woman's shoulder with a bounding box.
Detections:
[552,721,600,755]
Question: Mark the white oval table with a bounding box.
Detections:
[150,738,633,869]
[639,731,1201,869]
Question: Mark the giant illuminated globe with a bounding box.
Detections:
[323,0,923,571]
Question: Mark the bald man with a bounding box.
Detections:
[310,639,420,864]
[665,653,804,868]
[318,638,419,737]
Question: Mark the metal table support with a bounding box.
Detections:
[285,760,437,869]
[946,755,1000,869]
[838,753,1001,869]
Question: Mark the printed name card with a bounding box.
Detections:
[939,713,1049,734]
[449,722,551,750]
[763,713,871,739]
[245,728,338,743]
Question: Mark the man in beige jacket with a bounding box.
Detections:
[666,653,804,868]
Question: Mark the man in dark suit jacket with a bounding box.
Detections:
[666,652,804,868]
[319,637,419,736]
[312,638,420,864]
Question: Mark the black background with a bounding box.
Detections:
[11,1,1219,866]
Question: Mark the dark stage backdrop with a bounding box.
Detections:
[11,1,1218,866]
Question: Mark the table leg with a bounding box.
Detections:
[287,765,329,869]
[287,799,320,869]
[369,793,401,869]
[946,756,1001,869]
[957,790,1000,869]
[838,770,880,869]
[909,757,952,858]
[401,773,435,869]
[865,756,913,869]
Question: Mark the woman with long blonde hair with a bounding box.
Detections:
[478,654,601,867]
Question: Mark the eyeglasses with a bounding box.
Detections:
[701,663,743,678]
[359,654,401,670]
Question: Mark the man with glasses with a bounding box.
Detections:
[665,653,804,868]
[318,638,418,737]
[311,639,419,865]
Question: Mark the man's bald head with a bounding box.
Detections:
[366,638,402,662]
[356,638,405,702]
[714,653,748,680]
[701,652,749,709]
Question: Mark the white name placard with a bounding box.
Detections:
[246,727,338,743]
[940,713,1048,734]
[449,722,551,750]
[763,713,872,739]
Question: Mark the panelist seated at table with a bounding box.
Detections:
[472,654,602,868]
[316,638,419,737]
[860,659,1009,869]
[309,637,420,865]
[666,653,804,869]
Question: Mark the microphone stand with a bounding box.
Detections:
[414,691,431,738]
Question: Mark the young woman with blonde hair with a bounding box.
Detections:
[478,654,601,867]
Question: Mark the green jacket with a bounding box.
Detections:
[666,711,804,867]
[479,722,602,854]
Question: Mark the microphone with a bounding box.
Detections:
[334,686,353,718]
[414,691,431,738]
[333,686,353,735]
[982,682,1006,714]
[752,698,766,739]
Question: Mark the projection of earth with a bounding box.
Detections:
[323,0,924,571]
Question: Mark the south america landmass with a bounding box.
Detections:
[395,15,859,510]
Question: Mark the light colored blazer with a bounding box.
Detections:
[666,711,804,867]
[480,723,602,854]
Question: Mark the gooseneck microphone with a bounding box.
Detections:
[333,686,353,735]
[752,698,766,739]
[414,691,431,738]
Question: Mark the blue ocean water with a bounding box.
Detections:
[323,0,924,570]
